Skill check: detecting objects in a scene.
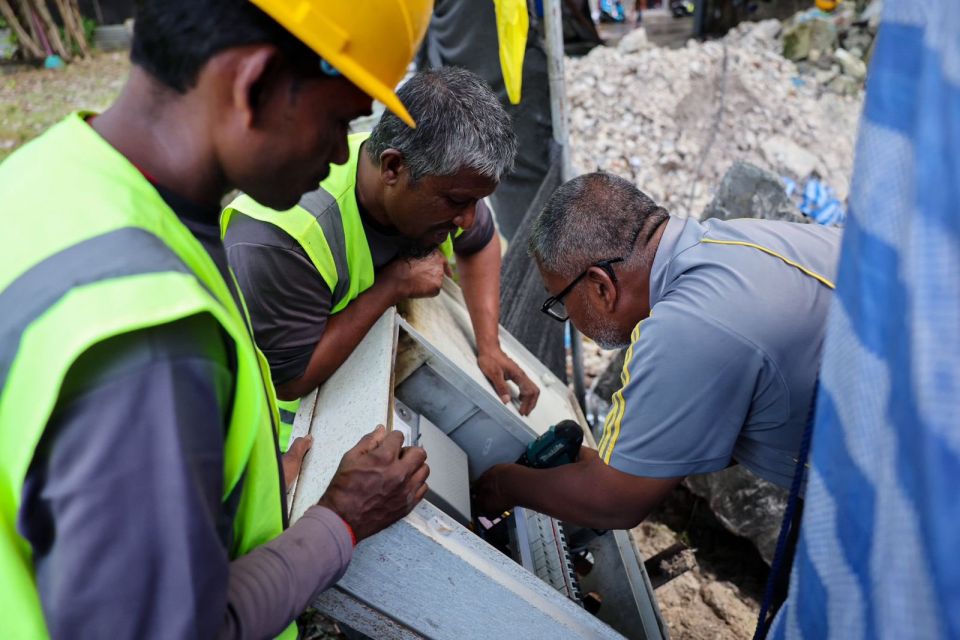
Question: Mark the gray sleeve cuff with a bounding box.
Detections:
[221,506,354,639]
[606,451,731,480]
[452,199,496,256]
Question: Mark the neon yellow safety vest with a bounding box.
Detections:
[0,114,294,639]
[222,132,461,448]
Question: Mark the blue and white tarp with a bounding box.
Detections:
[769,0,960,640]
[770,1,960,638]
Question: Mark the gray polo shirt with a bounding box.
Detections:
[599,216,841,488]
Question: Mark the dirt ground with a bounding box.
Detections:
[0,52,128,161]
[3,53,769,640]
[634,486,768,639]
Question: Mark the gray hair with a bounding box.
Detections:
[366,67,517,182]
[530,172,670,278]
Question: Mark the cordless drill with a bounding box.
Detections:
[516,420,584,469]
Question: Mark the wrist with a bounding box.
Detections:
[475,336,502,357]
[374,273,406,307]
[338,515,358,547]
[317,496,358,546]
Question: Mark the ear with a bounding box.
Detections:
[379,149,407,187]
[230,46,281,129]
[585,266,619,313]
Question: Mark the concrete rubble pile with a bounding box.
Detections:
[566,19,863,217]
[783,1,883,97]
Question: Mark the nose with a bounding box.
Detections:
[453,202,478,230]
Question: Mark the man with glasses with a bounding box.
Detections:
[474,172,841,530]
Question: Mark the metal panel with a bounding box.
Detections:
[314,501,622,640]
[288,309,398,522]
[574,529,669,640]
[289,294,664,639]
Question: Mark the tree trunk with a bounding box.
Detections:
[54,0,89,57]
[0,0,43,58]
[30,0,71,60]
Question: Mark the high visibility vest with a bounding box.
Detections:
[0,114,293,639]
[222,132,459,448]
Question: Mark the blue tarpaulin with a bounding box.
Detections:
[770,1,960,638]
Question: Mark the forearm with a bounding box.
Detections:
[494,457,664,530]
[221,506,354,639]
[277,278,398,399]
[456,235,503,354]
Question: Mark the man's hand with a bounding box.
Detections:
[477,349,541,416]
[383,251,446,302]
[472,463,516,518]
[316,425,430,541]
[282,435,313,489]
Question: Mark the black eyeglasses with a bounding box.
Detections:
[540,258,624,322]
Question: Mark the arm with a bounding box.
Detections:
[277,273,404,400]
[19,317,357,639]
[224,223,445,400]
[278,253,447,400]
[24,316,429,639]
[474,307,767,528]
[456,233,541,415]
[473,448,681,529]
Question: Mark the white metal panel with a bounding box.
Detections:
[288,309,398,522]
[400,279,582,437]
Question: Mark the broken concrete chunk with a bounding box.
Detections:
[834,47,867,80]
[782,21,812,60]
[702,161,804,223]
[828,74,861,97]
[760,135,820,180]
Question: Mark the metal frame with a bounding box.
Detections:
[289,288,665,639]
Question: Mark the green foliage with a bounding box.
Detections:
[83,17,97,47]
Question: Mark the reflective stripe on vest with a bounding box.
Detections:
[0,114,293,639]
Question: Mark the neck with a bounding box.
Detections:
[91,68,226,212]
[355,143,393,229]
[619,217,669,321]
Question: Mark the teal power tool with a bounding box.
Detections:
[516,420,584,469]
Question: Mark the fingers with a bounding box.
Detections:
[372,429,406,460]
[407,461,431,491]
[282,435,313,487]
[350,425,389,458]
[488,369,511,405]
[478,354,512,404]
[517,378,540,415]
[399,444,428,467]
[288,435,313,459]
[503,360,541,416]
[410,482,430,507]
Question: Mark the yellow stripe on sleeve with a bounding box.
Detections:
[599,320,645,463]
[700,239,836,289]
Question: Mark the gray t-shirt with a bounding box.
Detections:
[599,216,841,488]
[224,199,495,385]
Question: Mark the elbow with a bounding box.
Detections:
[590,490,649,530]
[276,375,318,401]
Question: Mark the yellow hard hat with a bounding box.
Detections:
[814,0,840,12]
[249,0,433,128]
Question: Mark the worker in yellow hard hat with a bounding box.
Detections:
[0,1,431,638]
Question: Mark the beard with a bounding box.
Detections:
[395,236,441,259]
[582,305,631,351]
